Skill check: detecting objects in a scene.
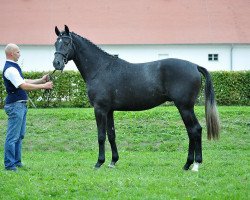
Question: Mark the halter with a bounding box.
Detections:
[54,34,74,64]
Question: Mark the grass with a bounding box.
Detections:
[0,106,249,199]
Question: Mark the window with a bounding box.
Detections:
[208,54,219,61]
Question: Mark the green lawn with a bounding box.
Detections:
[0,106,249,199]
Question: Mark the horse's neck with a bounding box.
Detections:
[73,36,111,82]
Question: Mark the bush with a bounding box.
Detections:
[0,70,249,108]
[211,71,250,105]
[25,71,91,108]
[0,71,91,108]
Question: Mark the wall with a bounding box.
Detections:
[0,44,249,72]
[232,45,250,71]
[0,45,59,72]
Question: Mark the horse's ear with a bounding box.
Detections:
[55,26,60,36]
[65,25,70,34]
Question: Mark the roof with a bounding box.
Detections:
[0,0,250,45]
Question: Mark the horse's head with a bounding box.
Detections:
[53,25,75,71]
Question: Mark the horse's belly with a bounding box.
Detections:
[113,93,168,111]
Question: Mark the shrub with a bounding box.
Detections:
[0,70,249,108]
[211,71,250,105]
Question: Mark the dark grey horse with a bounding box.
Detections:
[53,25,220,171]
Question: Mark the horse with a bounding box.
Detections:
[53,25,220,171]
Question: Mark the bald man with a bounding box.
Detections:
[2,43,53,171]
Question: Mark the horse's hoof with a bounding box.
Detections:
[191,162,200,172]
[94,162,102,169]
[183,163,191,170]
[94,165,101,170]
[108,162,116,168]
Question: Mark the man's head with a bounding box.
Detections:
[5,43,20,62]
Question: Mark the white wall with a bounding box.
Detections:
[103,44,233,71]
[0,45,60,72]
[0,44,249,72]
[232,45,250,71]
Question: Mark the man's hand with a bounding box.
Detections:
[42,74,50,83]
[44,81,53,89]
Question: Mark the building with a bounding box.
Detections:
[0,0,250,71]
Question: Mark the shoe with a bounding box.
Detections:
[5,167,17,172]
[16,163,24,168]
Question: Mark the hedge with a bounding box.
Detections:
[0,71,91,108]
[0,70,249,108]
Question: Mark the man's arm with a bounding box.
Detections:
[19,81,53,91]
[25,74,49,84]
[4,67,53,91]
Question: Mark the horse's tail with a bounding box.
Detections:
[197,66,220,140]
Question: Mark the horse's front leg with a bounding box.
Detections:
[107,111,119,168]
[94,107,107,168]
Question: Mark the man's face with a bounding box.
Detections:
[12,47,20,62]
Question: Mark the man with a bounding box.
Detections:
[2,43,53,171]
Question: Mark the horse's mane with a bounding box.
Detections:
[71,32,114,58]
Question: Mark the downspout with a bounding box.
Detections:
[230,44,234,71]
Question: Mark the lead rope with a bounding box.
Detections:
[28,70,57,108]
[43,69,58,107]
[47,69,57,81]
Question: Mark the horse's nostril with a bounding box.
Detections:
[53,60,60,68]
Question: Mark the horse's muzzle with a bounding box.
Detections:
[53,57,65,71]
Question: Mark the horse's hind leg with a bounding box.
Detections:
[177,105,202,171]
[107,111,119,168]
